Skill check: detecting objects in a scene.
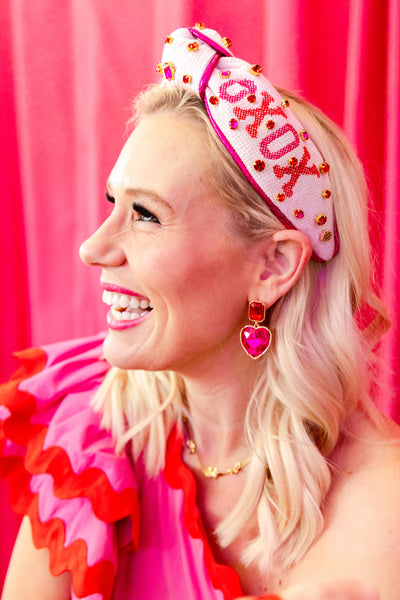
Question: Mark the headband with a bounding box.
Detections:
[158,25,338,262]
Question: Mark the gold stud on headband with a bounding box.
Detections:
[250,64,263,76]
[254,159,266,172]
[319,162,330,174]
[187,42,199,52]
[315,214,327,226]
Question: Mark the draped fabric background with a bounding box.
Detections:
[1,0,399,587]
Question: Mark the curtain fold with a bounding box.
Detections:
[382,0,400,420]
[1,0,398,587]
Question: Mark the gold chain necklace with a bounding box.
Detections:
[182,416,251,479]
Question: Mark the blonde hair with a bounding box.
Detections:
[93,85,389,572]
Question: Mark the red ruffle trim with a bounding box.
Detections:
[0,347,140,600]
[164,425,243,600]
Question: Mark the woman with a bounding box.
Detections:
[1,26,399,600]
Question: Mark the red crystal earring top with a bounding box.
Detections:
[240,301,272,359]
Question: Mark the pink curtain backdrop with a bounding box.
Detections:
[1,0,399,587]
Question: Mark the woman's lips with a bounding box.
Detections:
[101,282,153,330]
[106,310,150,330]
[101,282,145,298]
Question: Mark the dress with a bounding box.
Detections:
[0,333,245,600]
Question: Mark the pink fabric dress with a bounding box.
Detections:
[0,333,246,600]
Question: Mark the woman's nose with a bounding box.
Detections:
[79,218,126,267]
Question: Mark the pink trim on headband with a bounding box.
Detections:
[199,53,221,99]
[160,26,338,261]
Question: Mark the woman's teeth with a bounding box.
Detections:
[102,290,153,320]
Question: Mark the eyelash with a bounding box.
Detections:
[105,192,159,224]
[132,203,160,224]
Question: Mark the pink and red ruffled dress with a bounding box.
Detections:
[0,333,246,600]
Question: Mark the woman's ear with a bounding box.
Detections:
[248,229,312,308]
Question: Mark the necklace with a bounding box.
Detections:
[182,416,251,479]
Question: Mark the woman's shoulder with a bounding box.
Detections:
[282,409,400,598]
[325,408,400,531]
[289,410,400,596]
[332,408,400,490]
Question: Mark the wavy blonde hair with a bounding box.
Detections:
[93,84,389,573]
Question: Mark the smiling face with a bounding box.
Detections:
[80,112,261,374]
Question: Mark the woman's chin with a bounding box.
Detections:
[102,334,142,370]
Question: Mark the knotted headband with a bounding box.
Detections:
[157,25,338,262]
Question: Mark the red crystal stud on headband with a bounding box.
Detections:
[159,26,338,262]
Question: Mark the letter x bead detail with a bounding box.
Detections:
[233,91,287,138]
[273,146,320,197]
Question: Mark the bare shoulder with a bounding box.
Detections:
[327,413,400,598]
[1,516,71,600]
[284,410,400,599]
[329,410,400,517]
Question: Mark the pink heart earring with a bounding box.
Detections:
[240,301,272,359]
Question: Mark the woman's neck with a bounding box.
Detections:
[179,354,260,464]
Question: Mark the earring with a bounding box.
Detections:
[240,301,272,359]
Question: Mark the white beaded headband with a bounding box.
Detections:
[157,24,338,262]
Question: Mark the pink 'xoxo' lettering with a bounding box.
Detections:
[233,91,287,138]
[260,123,300,160]
[273,146,320,197]
[219,79,256,103]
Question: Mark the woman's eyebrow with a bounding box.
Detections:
[106,182,172,209]
[126,187,172,208]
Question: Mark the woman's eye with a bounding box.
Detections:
[106,191,115,204]
[133,203,160,224]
